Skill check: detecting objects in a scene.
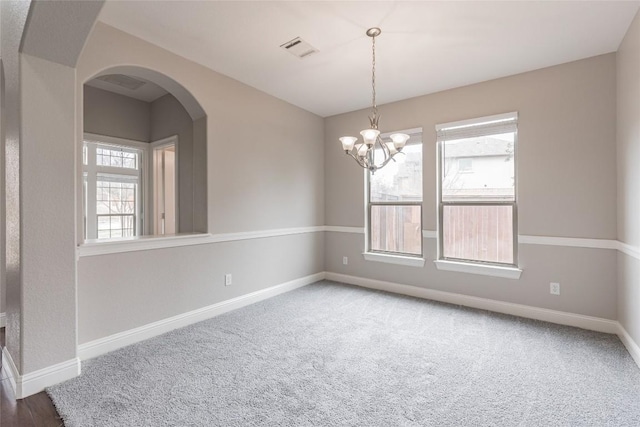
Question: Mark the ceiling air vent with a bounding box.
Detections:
[96,74,146,91]
[280,37,318,59]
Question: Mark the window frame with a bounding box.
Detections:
[436,112,519,269]
[365,127,424,260]
[83,134,149,241]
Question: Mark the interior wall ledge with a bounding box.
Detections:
[76,226,637,259]
[77,226,325,257]
[326,226,631,256]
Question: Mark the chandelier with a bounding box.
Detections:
[339,27,409,174]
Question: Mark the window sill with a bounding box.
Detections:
[434,260,522,279]
[78,233,212,257]
[363,252,425,267]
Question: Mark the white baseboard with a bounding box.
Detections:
[2,346,18,396]
[20,358,81,399]
[325,272,619,334]
[1,346,80,399]
[617,323,640,369]
[325,272,640,368]
[78,272,325,361]
[0,312,5,328]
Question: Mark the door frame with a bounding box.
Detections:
[150,135,179,235]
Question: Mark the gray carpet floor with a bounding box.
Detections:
[48,281,640,426]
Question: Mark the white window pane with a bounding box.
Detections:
[458,158,472,172]
[110,216,122,229]
[370,144,422,202]
[97,216,110,230]
[96,202,110,215]
[442,205,513,264]
[370,205,422,255]
[442,133,514,202]
[95,146,140,170]
[95,177,138,240]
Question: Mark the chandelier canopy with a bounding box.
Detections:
[339,27,409,174]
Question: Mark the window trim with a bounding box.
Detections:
[435,111,518,133]
[363,251,426,267]
[434,259,522,279]
[83,133,149,240]
[436,113,519,269]
[365,127,424,262]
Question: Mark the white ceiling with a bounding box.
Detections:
[98,1,640,117]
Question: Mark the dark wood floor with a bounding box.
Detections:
[1,328,64,426]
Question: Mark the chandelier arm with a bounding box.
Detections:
[346,151,369,169]
[376,135,390,163]
[371,141,386,169]
[366,145,375,167]
[376,152,397,170]
[376,140,406,170]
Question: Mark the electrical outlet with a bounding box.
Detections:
[550,282,560,295]
[343,256,348,265]
[225,274,232,286]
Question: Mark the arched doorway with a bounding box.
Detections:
[81,67,207,241]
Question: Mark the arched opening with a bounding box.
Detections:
[81,66,207,240]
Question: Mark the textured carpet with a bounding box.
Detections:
[48,281,640,426]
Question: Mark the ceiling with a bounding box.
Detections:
[98,1,640,117]
[85,73,169,102]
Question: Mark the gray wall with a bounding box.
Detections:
[83,85,150,142]
[325,53,618,319]
[1,61,5,319]
[193,116,207,233]
[21,53,78,372]
[2,0,31,373]
[79,233,323,343]
[76,23,325,344]
[83,85,205,234]
[1,0,103,376]
[617,10,640,345]
[150,93,198,232]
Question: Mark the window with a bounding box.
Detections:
[437,112,517,266]
[458,158,473,172]
[368,129,423,257]
[83,140,143,240]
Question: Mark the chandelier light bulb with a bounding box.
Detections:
[357,144,368,158]
[339,136,358,151]
[390,133,410,149]
[360,129,380,146]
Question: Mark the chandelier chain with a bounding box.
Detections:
[371,33,377,117]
